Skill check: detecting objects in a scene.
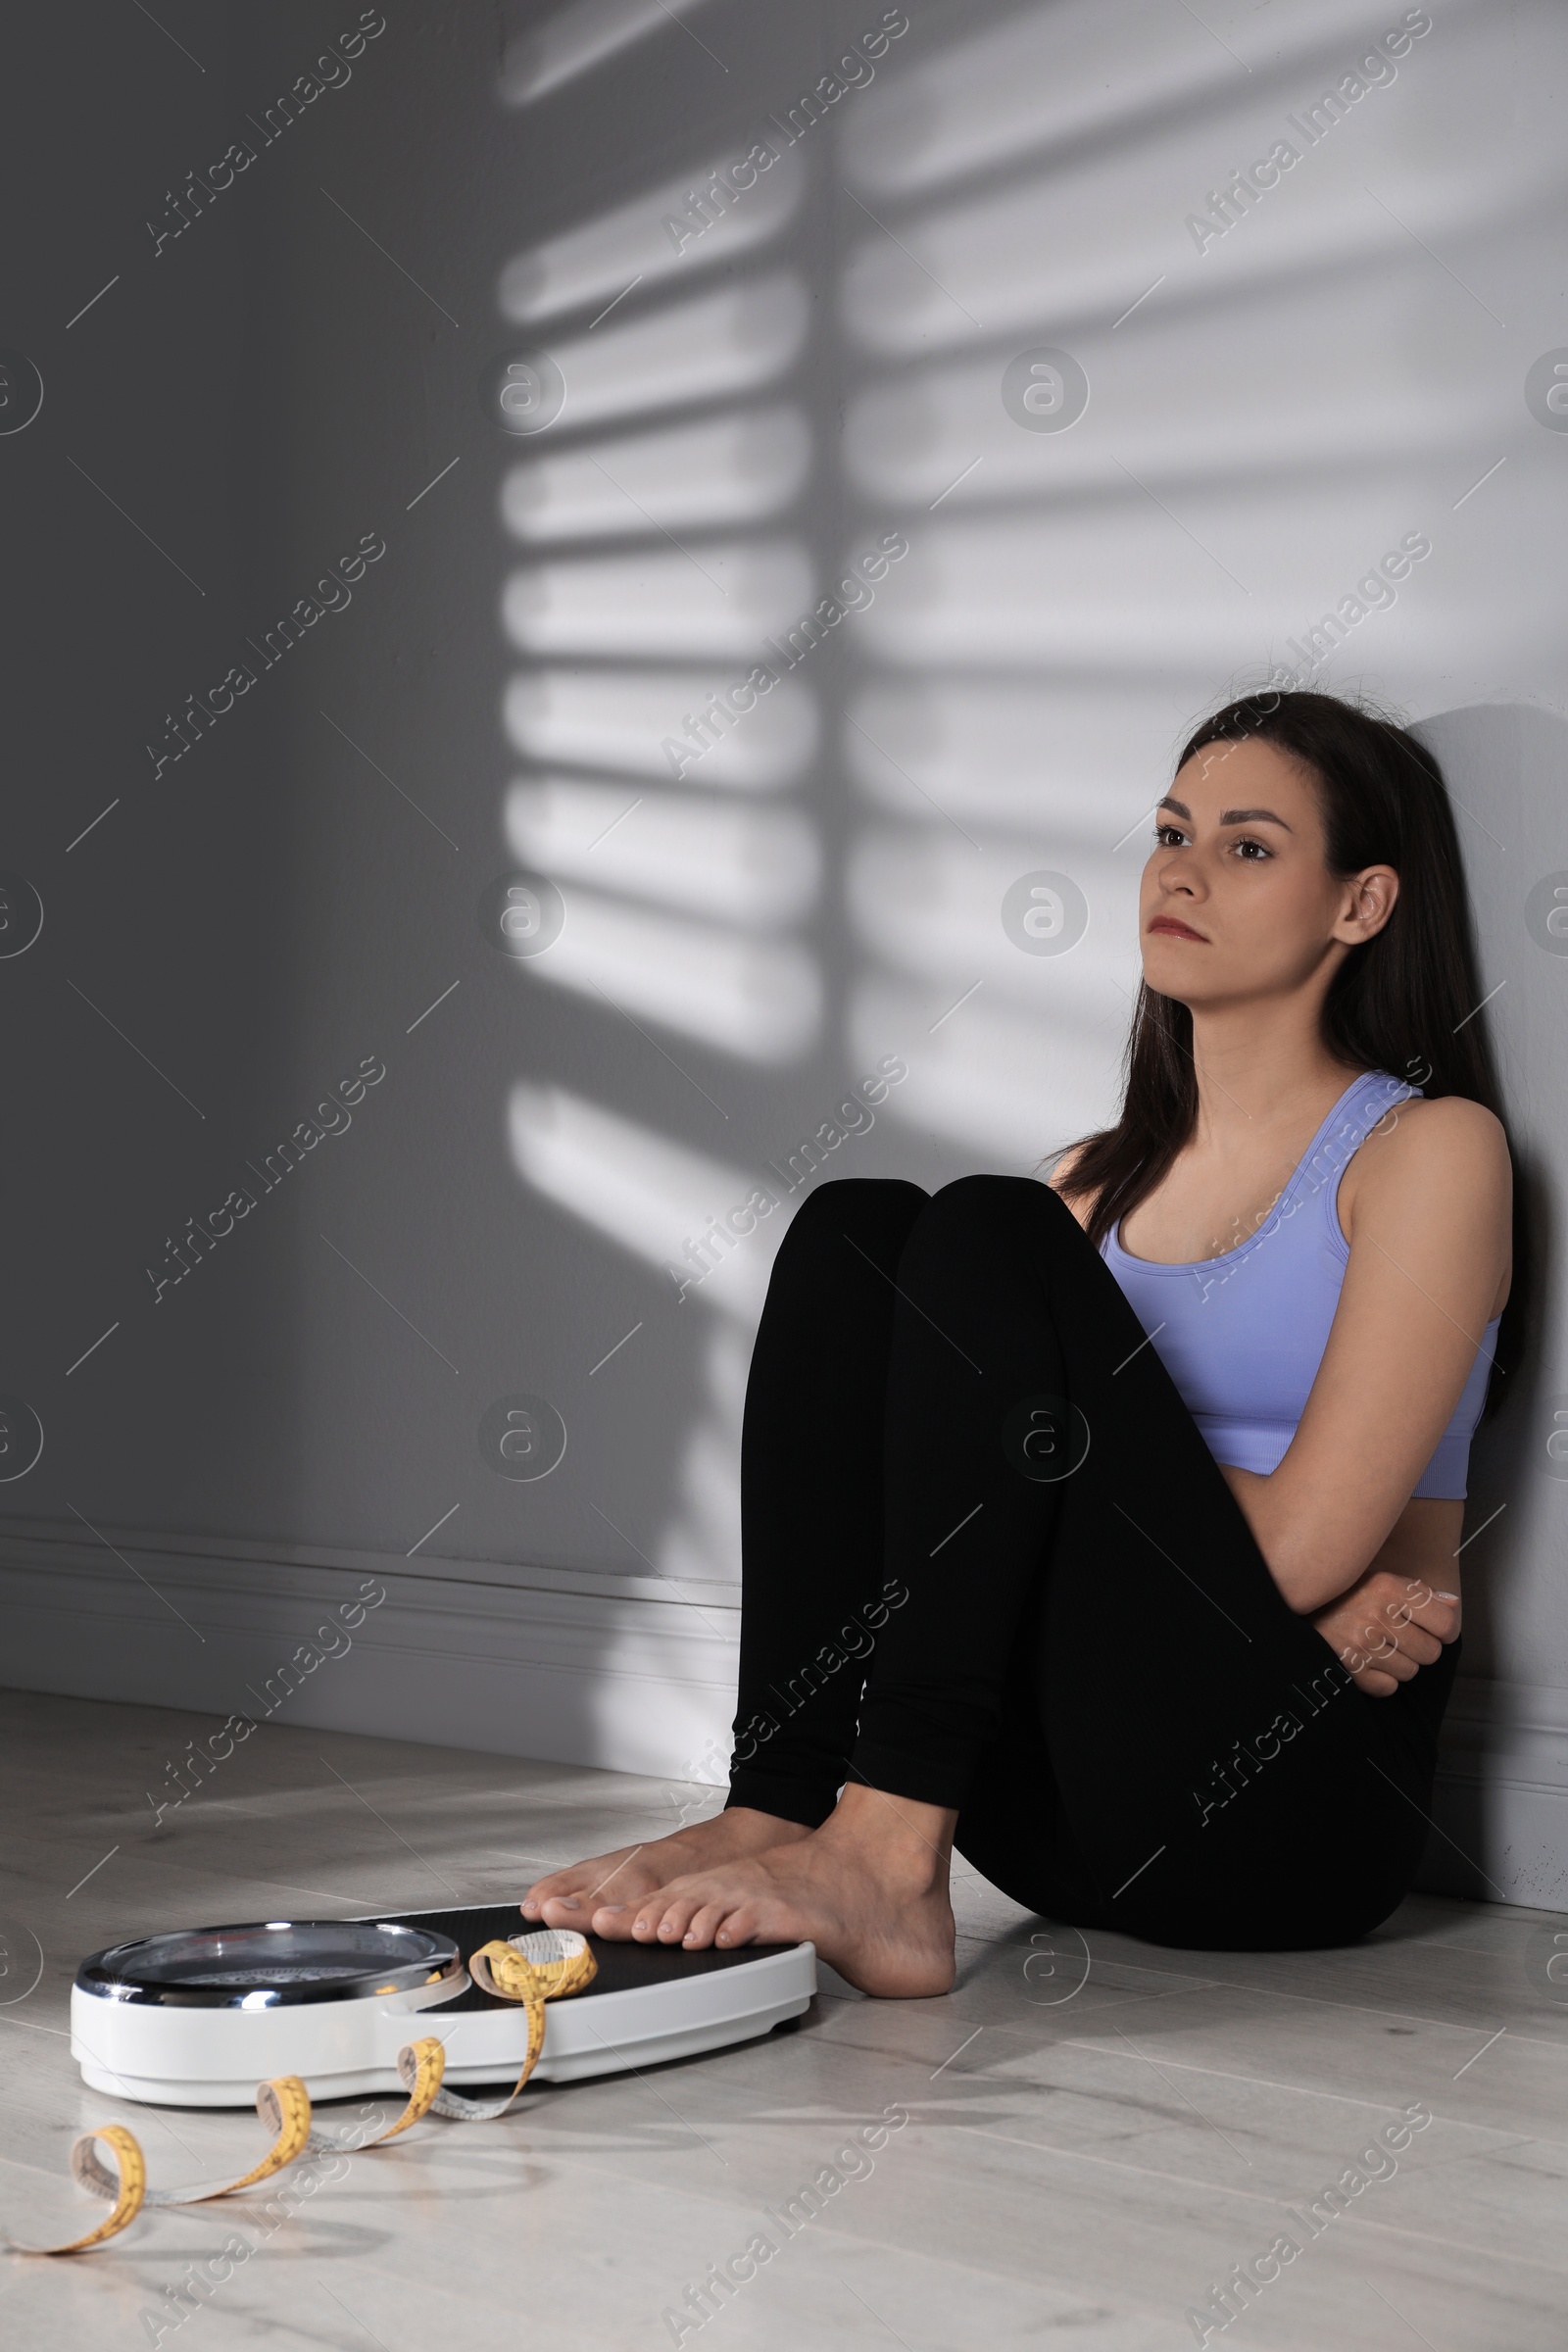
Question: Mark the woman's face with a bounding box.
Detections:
[1139,734,1396,1010]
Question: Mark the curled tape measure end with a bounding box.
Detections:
[420,1932,596,2120]
[7,1930,598,2251]
[1,2124,147,2256]
[377,2036,446,2139]
[469,1931,597,2004]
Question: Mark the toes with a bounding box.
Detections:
[522,1843,655,1921]
[616,1879,710,1943]
[587,1901,635,1938]
[519,1880,563,1917]
[650,1891,705,1943]
[677,1901,732,1950]
[582,1866,774,1952]
[710,1900,764,1948]
[521,1871,589,1919]
[628,1894,675,1941]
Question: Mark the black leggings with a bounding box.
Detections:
[725,1175,1460,1952]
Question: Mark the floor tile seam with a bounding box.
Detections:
[964,1984,1203,2027]
[1102,1970,1568,2040]
[953,2125,1568,2278]
[46,1857,479,1911]
[956,1936,1568,2030]
[299,2257,558,2336]
[808,1982,1196,2045]
[61,2046,1543,2212]
[0,2157,627,2335]
[0,2144,118,2186]
[0,2138,290,2199]
[1014,2038,1560,2132]
[1010,2032,1523,2107]
[950,1947,1212,2003]
[1379,1936,1568,1960]
[959,2094,1553,2175]
[341,2155,1171,2318]
[349,2134,1015,2251]
[1058,2013,1568,2064]
[891,1979,1205,2027]
[1323,2205,1568,2279]
[956,2120,1347,2213]
[1402,2131,1549,2180]
[953,1933,1221,1993]
[816,1991,1195,2060]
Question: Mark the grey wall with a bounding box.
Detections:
[3,0,1567,1894]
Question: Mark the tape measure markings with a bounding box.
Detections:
[3,1930,596,2257]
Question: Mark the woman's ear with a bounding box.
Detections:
[1336,863,1399,945]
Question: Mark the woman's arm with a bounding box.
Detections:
[1218,1095,1511,1618]
[1307,1539,1460,1695]
[1221,1471,1462,1691]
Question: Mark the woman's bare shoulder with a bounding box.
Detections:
[1361,1092,1511,1192]
[1045,1140,1098,1230]
[1348,1091,1512,1309]
[1044,1139,1086,1191]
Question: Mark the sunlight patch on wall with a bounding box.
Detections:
[500,0,725,109]
[498,144,805,321]
[658,1320,753,1587]
[839,0,1252,199]
[847,823,1134,1017]
[497,127,821,1106]
[843,676,1185,836]
[501,539,814,661]
[509,1084,783,1328]
[851,977,1118,1168]
[851,505,1256,671]
[842,273,1490,511]
[854,497,1508,679]
[530,274,809,431]
[505,779,819,925]
[501,408,811,545]
[520,887,821,1060]
[503,664,817,787]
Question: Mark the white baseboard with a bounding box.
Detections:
[1423,1677,1568,1912]
[1,1515,1563,1913]
[0,1515,740,1789]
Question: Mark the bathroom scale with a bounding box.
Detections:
[72,1901,816,2109]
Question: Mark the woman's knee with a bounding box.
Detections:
[776,1175,928,1263]
[916,1172,1074,1251]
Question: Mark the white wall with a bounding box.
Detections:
[3,0,1567,1902]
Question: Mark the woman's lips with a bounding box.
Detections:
[1149,917,1207,940]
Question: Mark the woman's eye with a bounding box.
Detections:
[1152,824,1270,858]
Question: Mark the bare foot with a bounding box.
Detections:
[520,1805,809,1929]
[594,1784,957,1999]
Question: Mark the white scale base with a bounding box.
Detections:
[72,1904,816,2109]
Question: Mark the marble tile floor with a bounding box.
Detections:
[1,1689,1565,2350]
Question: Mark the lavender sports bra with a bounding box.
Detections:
[1099,1068,1501,1500]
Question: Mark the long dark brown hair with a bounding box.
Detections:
[1053,688,1528,1422]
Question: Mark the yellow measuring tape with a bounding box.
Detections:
[3,1930,598,2256]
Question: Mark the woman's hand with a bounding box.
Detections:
[1310,1571,1461,1697]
